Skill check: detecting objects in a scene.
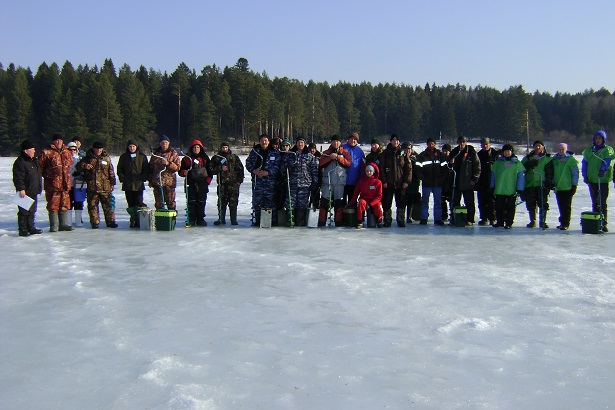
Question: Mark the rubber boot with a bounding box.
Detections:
[539,209,549,229]
[214,208,227,225]
[27,214,43,234]
[230,207,238,225]
[49,212,59,232]
[383,209,392,227]
[74,209,84,227]
[58,210,74,231]
[127,207,138,228]
[18,214,30,237]
[396,208,406,227]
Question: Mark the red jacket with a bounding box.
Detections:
[350,163,382,206]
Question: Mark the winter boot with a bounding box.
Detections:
[127,207,138,228]
[230,207,238,225]
[18,214,30,237]
[58,211,74,231]
[49,212,59,233]
[526,211,536,228]
[214,208,227,225]
[539,209,549,229]
[27,214,43,234]
[396,208,406,227]
[74,209,84,227]
[294,208,306,227]
[383,209,392,227]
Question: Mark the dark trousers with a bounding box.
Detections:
[477,188,495,222]
[382,187,406,223]
[495,195,517,227]
[588,183,609,226]
[555,190,574,228]
[124,190,146,208]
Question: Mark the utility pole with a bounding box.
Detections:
[526,109,530,154]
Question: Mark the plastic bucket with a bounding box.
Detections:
[343,207,356,227]
[581,212,602,234]
[453,206,467,227]
[154,209,177,231]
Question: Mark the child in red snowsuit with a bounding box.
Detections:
[350,163,383,228]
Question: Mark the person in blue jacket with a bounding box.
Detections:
[342,132,365,205]
[246,134,281,226]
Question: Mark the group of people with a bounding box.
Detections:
[12,130,614,235]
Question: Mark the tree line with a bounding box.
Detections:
[1,57,613,155]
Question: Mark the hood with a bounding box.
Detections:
[365,162,380,179]
[189,139,205,151]
[125,139,139,152]
[593,130,607,149]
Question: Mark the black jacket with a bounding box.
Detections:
[13,152,43,198]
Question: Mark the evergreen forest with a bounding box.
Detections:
[0,57,613,155]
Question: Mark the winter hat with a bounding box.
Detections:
[160,135,170,143]
[594,130,607,145]
[281,138,291,146]
[220,141,230,148]
[66,142,78,149]
[532,140,544,148]
[442,143,452,152]
[296,136,306,143]
[390,133,400,141]
[457,135,467,143]
[330,135,341,142]
[481,137,490,145]
[21,139,35,150]
[401,142,410,150]
[93,141,104,149]
[126,139,138,147]
[51,133,63,141]
[371,138,382,146]
[348,132,359,141]
[308,142,317,149]
[502,144,514,152]
[426,137,436,144]
[365,164,375,173]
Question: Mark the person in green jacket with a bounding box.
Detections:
[581,130,614,232]
[490,144,525,229]
[522,140,554,228]
[551,143,579,230]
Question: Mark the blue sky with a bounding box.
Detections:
[2,0,613,94]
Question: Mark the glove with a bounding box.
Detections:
[517,190,525,202]
[525,159,539,170]
[570,186,577,196]
[206,176,212,185]
[598,170,606,178]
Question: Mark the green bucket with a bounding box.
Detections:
[453,206,467,227]
[155,209,177,231]
[580,211,602,234]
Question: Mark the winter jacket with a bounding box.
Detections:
[416,147,446,188]
[38,143,73,192]
[341,143,366,185]
[77,149,117,194]
[149,146,181,188]
[350,163,383,207]
[477,147,500,190]
[491,155,525,196]
[581,132,615,184]
[210,149,245,186]
[320,145,351,186]
[69,152,86,189]
[365,147,384,166]
[285,147,318,188]
[246,143,281,184]
[552,153,579,191]
[522,149,553,188]
[13,152,43,198]
[378,143,412,188]
[449,144,481,191]
[117,144,149,192]
[179,140,212,187]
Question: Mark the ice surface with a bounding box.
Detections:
[1,154,614,409]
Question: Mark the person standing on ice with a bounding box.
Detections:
[551,143,579,231]
[210,142,244,226]
[285,136,318,226]
[117,139,149,228]
[449,135,481,226]
[12,140,43,237]
[179,139,213,227]
[490,144,525,229]
[342,132,365,205]
[522,140,553,228]
[149,135,181,210]
[476,138,499,226]
[416,138,446,226]
[38,134,74,232]
[378,133,412,227]
[77,141,118,229]
[349,163,383,229]
[67,142,86,227]
[246,134,281,226]
[581,130,615,232]
[318,135,351,226]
